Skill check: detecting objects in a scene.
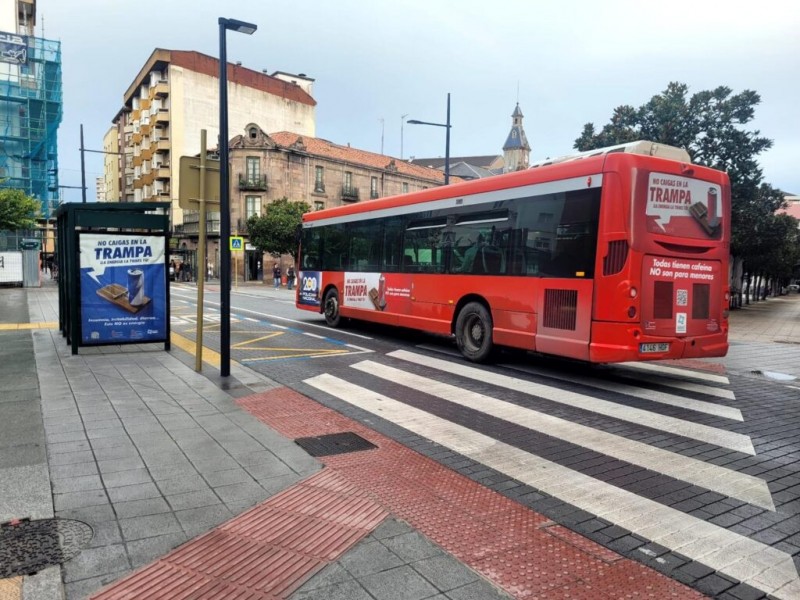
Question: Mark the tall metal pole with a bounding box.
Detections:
[444,93,450,185]
[195,129,208,372]
[400,114,407,160]
[80,124,87,202]
[218,21,231,377]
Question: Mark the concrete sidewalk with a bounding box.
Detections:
[1,283,798,599]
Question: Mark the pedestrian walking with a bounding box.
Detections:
[272,263,282,289]
[287,265,295,290]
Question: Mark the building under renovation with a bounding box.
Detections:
[0,0,62,218]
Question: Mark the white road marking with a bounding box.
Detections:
[501,363,742,421]
[304,373,799,599]
[351,360,772,510]
[390,351,755,455]
[618,361,730,385]
[171,292,374,340]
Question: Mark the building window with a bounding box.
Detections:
[344,171,352,188]
[246,156,260,182]
[246,196,262,219]
[402,182,409,193]
[314,201,325,211]
[248,127,258,140]
[370,176,379,199]
[315,166,325,192]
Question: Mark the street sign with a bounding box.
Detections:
[230,236,244,251]
[178,155,221,209]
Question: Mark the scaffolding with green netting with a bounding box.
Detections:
[0,35,62,218]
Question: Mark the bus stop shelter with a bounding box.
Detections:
[56,202,171,355]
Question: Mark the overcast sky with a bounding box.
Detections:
[42,0,799,202]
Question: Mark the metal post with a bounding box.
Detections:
[218,21,231,377]
[195,129,208,372]
[400,114,407,160]
[445,93,450,185]
[80,124,87,203]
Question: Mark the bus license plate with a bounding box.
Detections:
[640,342,670,354]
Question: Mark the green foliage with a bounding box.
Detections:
[573,82,794,283]
[0,187,40,231]
[246,197,310,258]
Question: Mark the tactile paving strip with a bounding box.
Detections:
[238,387,706,599]
[90,470,388,600]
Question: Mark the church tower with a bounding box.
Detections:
[502,103,530,172]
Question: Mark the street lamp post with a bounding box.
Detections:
[78,123,123,203]
[407,92,451,184]
[218,16,257,378]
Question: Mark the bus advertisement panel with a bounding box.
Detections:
[78,233,168,345]
[297,141,730,364]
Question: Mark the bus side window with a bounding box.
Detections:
[402,252,415,271]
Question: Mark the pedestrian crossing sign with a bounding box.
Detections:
[230,236,244,251]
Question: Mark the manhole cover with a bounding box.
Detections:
[0,518,93,577]
[295,432,377,457]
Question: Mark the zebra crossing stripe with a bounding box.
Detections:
[350,360,772,510]
[502,363,742,421]
[389,351,755,455]
[304,373,799,599]
[618,362,730,385]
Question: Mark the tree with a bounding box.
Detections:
[0,187,40,231]
[246,198,310,259]
[573,82,791,301]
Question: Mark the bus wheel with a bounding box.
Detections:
[324,288,342,327]
[456,302,493,362]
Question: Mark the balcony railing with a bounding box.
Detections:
[341,185,359,201]
[238,175,267,191]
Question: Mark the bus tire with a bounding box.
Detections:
[324,288,342,328]
[456,302,493,362]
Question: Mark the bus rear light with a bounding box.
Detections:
[630,287,638,298]
[724,291,730,302]
[627,306,637,318]
[723,309,729,319]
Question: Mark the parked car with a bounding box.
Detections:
[789,283,800,293]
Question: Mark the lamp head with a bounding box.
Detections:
[219,17,257,34]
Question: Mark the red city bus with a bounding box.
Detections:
[296,141,730,363]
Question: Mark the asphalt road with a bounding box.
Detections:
[169,283,800,599]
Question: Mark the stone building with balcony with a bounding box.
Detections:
[105,48,316,233]
[197,124,451,282]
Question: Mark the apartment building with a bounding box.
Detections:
[102,125,120,201]
[107,48,316,228]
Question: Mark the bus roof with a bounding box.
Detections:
[302,140,702,225]
[529,141,691,168]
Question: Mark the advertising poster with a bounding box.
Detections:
[343,272,412,313]
[0,31,28,65]
[644,256,719,334]
[645,173,722,239]
[79,233,167,344]
[299,271,322,307]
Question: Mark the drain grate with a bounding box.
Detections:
[0,518,93,578]
[295,432,377,457]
